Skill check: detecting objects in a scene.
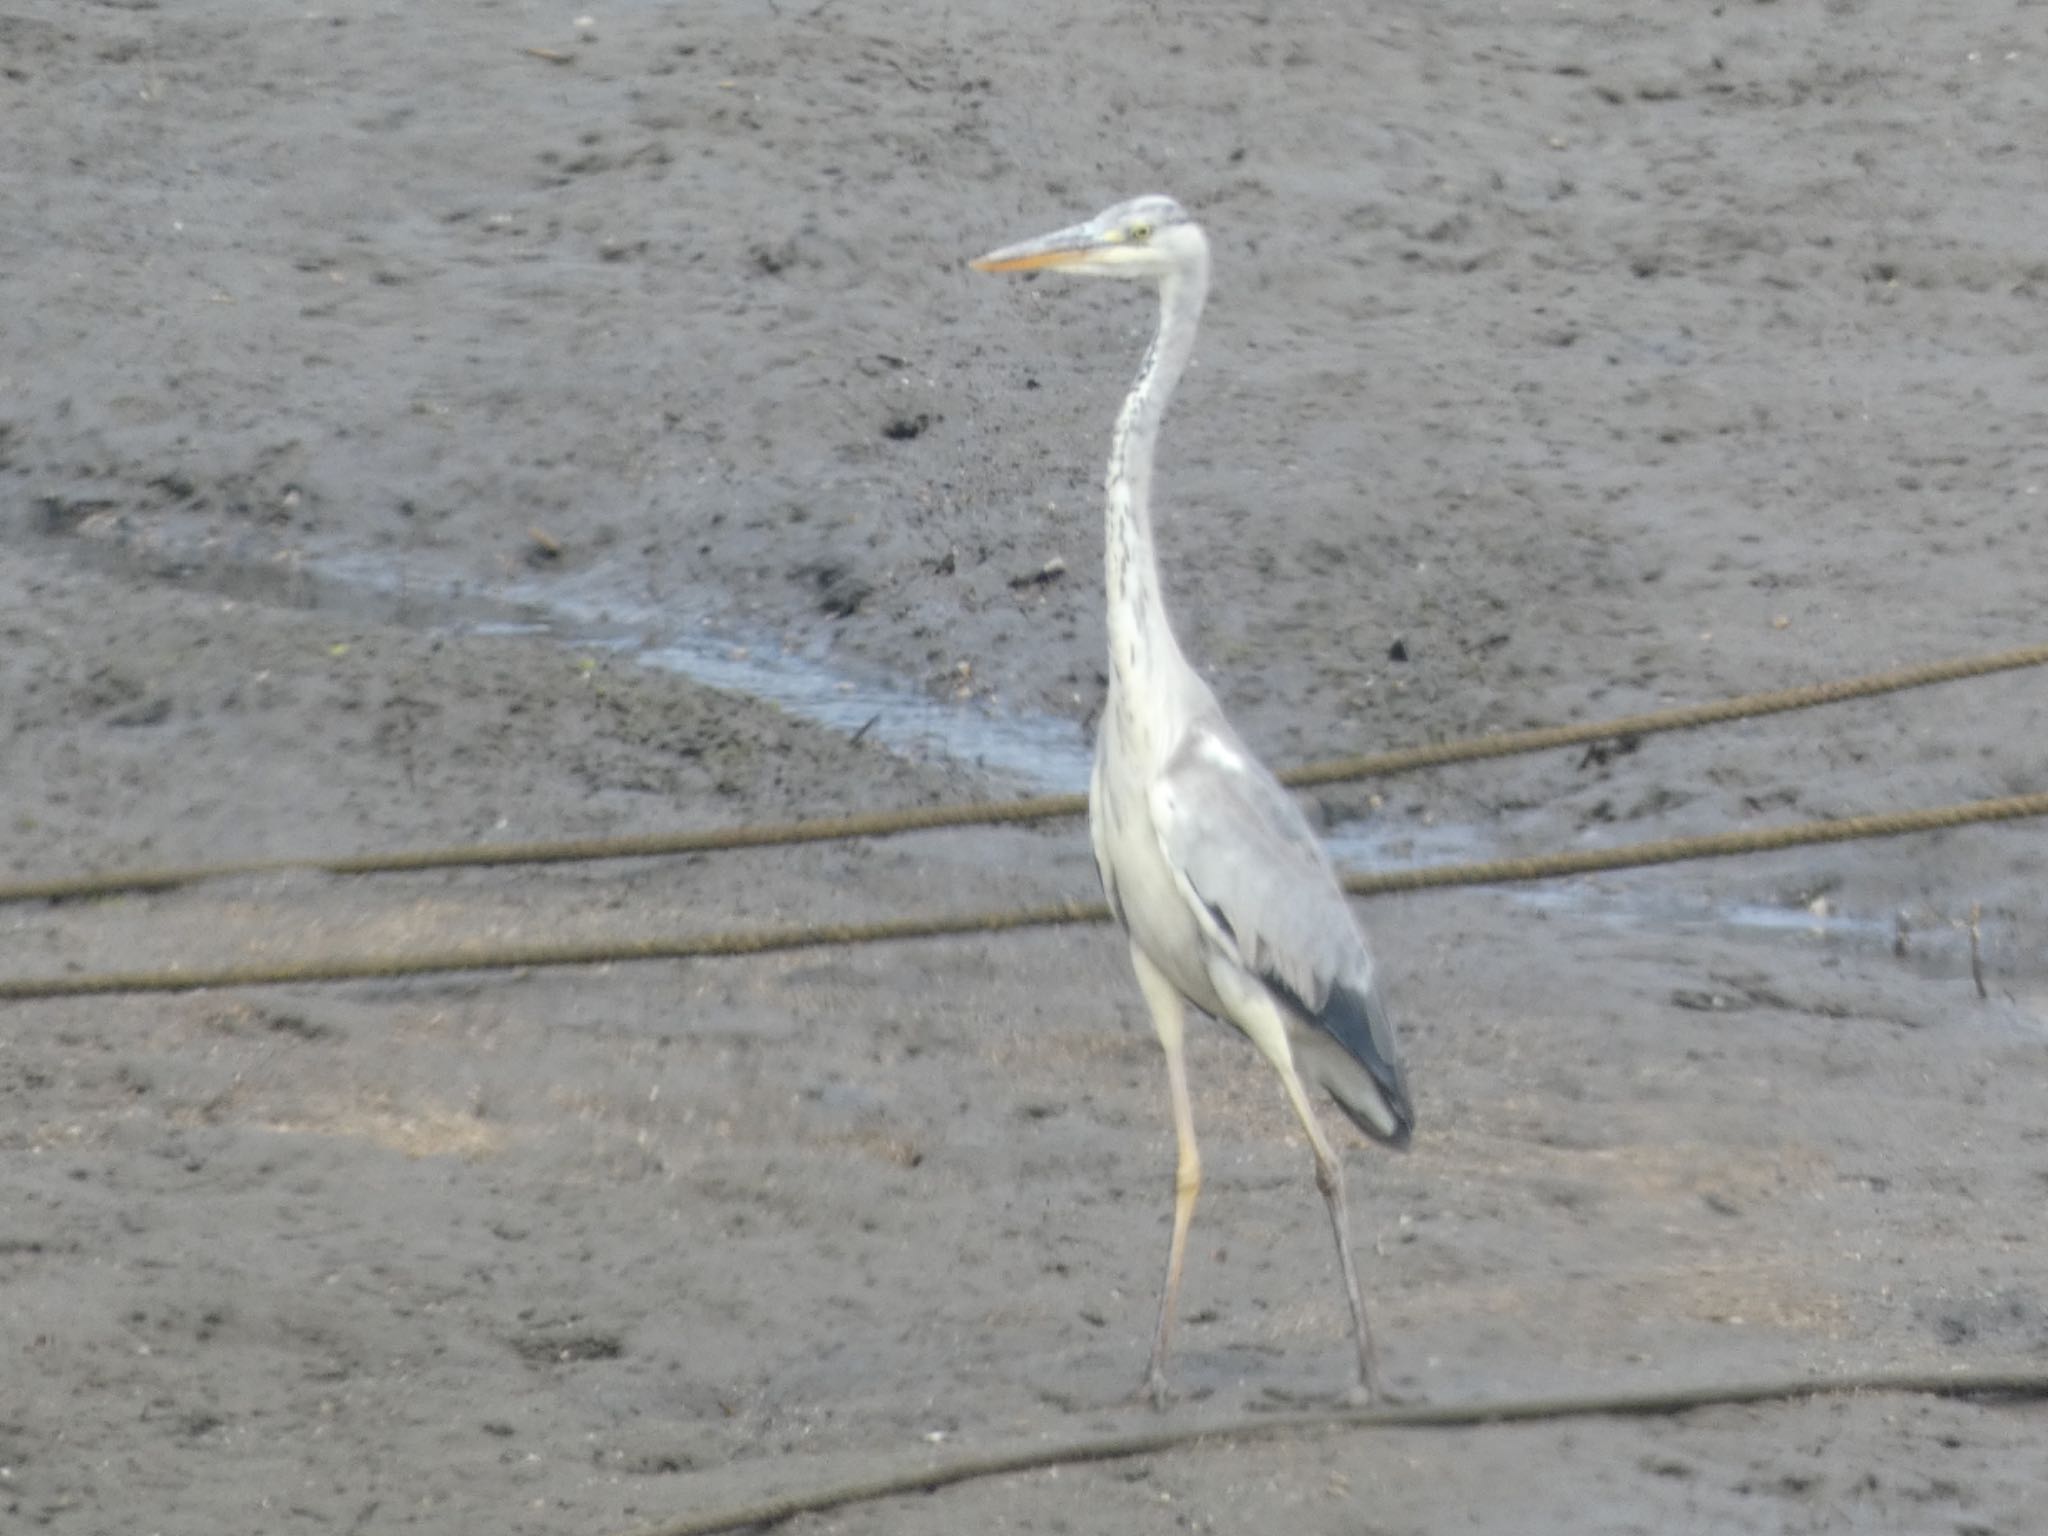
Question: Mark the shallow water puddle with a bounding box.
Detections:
[53,533,2032,974]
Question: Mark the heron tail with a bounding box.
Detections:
[1292,974,1414,1148]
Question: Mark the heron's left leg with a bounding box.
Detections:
[1208,966,1383,1403]
[1130,945,1199,1409]
[1269,1058,1381,1404]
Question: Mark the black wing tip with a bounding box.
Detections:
[1320,978,1406,1084]
[1330,1075,1415,1148]
[1381,1098,1418,1149]
[1265,972,1413,1146]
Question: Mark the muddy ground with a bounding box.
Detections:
[3,1,2046,1532]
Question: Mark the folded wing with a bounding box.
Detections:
[1149,723,1412,1143]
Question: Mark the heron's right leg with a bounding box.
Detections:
[1130,945,1199,1409]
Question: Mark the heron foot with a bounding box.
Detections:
[1351,1378,1420,1408]
[1257,1378,1407,1411]
[1134,1368,1173,1412]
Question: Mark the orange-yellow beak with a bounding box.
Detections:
[969,247,1088,273]
[969,221,1106,274]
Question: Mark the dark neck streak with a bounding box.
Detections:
[1103,258,1209,711]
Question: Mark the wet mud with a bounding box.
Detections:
[3,2,2045,1532]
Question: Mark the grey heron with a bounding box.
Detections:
[972,195,1414,1407]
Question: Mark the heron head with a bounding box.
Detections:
[970,194,1202,282]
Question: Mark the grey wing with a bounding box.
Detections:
[1149,723,1411,1135]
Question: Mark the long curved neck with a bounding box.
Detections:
[1105,253,1209,698]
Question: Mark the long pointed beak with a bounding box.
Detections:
[969,220,1105,274]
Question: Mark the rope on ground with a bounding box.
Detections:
[4,641,2044,906]
[1335,791,2048,896]
[615,1368,2048,1536]
[1282,639,2048,789]
[6,790,2043,1001]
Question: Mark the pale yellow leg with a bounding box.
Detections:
[1130,945,1200,1409]
[1270,1057,1381,1403]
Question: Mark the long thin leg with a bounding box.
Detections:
[1130,945,1199,1409]
[1270,1057,1381,1403]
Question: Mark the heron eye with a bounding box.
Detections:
[1128,222,1152,243]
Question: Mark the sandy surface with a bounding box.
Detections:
[4,1,2046,1532]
